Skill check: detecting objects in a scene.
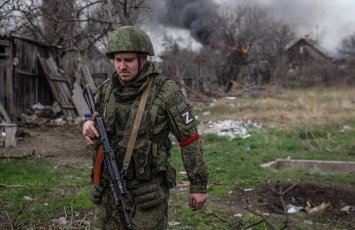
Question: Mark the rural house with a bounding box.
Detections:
[285,37,333,67]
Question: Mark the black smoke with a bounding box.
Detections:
[147,0,218,44]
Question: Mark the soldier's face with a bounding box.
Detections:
[113,52,145,82]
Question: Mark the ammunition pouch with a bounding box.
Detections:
[130,179,166,210]
[152,143,176,189]
[133,139,152,181]
[165,163,176,189]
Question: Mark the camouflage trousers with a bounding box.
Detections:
[92,178,169,230]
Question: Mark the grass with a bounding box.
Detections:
[195,86,355,129]
[0,160,92,227]
[2,86,355,229]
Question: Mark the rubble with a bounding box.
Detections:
[12,101,83,127]
[200,119,262,139]
[286,204,304,214]
[340,205,355,213]
[305,202,330,214]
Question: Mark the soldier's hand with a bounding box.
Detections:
[83,120,99,145]
[189,193,207,211]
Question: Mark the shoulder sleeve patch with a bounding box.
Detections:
[176,100,188,113]
[181,110,194,125]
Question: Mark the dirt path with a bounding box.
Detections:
[0,125,91,166]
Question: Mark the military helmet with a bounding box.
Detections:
[106,26,154,58]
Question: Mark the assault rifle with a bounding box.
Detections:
[83,84,132,229]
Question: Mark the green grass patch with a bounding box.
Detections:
[0,160,92,225]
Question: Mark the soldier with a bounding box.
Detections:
[82,26,208,229]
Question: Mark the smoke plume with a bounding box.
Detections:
[147,0,218,44]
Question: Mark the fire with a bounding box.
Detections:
[231,45,248,55]
[214,40,248,55]
[240,47,248,55]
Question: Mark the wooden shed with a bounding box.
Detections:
[0,35,78,120]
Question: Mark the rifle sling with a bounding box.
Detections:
[122,78,153,175]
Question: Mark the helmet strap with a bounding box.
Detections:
[135,53,147,78]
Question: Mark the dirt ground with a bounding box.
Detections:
[2,125,355,228]
[227,181,355,224]
[0,125,91,166]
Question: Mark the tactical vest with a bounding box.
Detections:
[96,74,175,185]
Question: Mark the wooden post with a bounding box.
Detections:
[0,102,11,123]
[0,123,17,148]
[6,41,13,116]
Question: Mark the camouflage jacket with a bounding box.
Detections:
[93,62,208,193]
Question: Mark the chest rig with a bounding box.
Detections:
[99,74,168,181]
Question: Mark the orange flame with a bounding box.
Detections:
[215,40,248,55]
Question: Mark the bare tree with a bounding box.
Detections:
[111,0,146,26]
[210,3,296,88]
[339,32,355,58]
[0,0,13,30]
[337,32,355,85]
[270,21,295,63]
[258,20,295,84]
[0,0,149,56]
[212,4,272,88]
[41,0,76,46]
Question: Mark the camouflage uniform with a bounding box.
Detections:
[89,26,208,230]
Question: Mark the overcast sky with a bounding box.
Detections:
[213,0,355,54]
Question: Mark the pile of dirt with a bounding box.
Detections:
[259,181,355,216]
[228,180,355,226]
